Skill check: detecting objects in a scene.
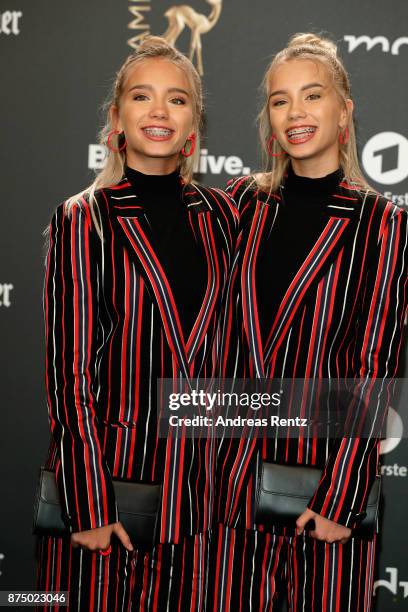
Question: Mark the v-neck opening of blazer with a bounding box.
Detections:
[106,180,224,377]
[241,189,358,377]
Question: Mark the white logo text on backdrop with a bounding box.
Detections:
[128,0,151,49]
[374,568,408,599]
[380,407,403,456]
[88,145,250,176]
[380,406,407,478]
[0,284,13,307]
[383,190,408,208]
[344,35,408,55]
[0,11,22,35]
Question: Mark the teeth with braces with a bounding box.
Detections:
[287,127,316,137]
[143,128,172,137]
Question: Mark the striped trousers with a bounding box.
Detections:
[207,524,376,612]
[35,531,211,612]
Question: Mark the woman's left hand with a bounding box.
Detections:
[296,508,352,544]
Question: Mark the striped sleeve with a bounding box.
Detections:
[44,202,118,532]
[308,203,408,528]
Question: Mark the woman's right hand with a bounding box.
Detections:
[71,521,134,552]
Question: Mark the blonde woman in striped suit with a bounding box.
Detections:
[36,37,237,611]
[212,33,407,611]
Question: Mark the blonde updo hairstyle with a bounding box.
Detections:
[257,33,370,193]
[65,36,203,236]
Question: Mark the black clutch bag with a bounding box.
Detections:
[255,462,381,538]
[33,468,162,550]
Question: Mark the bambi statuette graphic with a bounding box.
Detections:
[162,0,222,74]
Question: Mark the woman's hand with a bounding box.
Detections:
[71,521,134,552]
[296,508,352,544]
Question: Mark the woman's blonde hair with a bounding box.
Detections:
[257,33,370,193]
[65,36,203,235]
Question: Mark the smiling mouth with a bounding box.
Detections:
[286,126,317,144]
[142,127,174,139]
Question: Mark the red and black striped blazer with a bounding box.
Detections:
[43,175,238,543]
[215,174,408,530]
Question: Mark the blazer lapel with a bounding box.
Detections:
[240,190,282,378]
[262,185,360,368]
[181,184,224,365]
[107,177,223,377]
[107,179,190,379]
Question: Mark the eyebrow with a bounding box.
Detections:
[269,82,325,97]
[128,84,190,96]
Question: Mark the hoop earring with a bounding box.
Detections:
[339,127,349,146]
[107,130,127,153]
[267,134,285,157]
[181,134,196,158]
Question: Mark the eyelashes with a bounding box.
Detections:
[270,93,322,107]
[132,94,187,105]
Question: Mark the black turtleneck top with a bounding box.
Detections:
[256,166,343,342]
[125,166,206,338]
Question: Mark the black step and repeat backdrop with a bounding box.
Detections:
[1,0,407,609]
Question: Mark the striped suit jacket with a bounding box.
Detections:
[43,175,238,544]
[215,174,408,531]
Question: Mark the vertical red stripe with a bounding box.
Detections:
[152,545,162,610]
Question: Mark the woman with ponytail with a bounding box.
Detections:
[214,33,407,610]
[36,36,237,610]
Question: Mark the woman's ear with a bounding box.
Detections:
[110,105,122,132]
[340,98,354,130]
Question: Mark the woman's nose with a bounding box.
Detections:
[149,101,168,119]
[288,100,307,120]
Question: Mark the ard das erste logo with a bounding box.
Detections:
[362,132,408,186]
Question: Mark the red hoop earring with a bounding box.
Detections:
[181,134,196,158]
[107,130,127,153]
[267,134,285,157]
[339,127,349,145]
